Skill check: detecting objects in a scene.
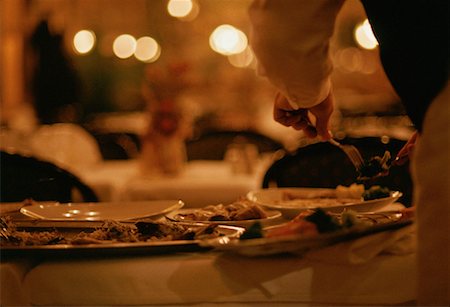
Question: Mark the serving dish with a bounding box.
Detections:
[0,219,244,258]
[19,200,185,221]
[247,188,402,218]
[200,211,413,257]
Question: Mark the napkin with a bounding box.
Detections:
[304,223,416,265]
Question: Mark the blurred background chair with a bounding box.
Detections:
[185,129,284,161]
[28,123,102,174]
[0,150,98,203]
[90,131,141,160]
[262,136,413,206]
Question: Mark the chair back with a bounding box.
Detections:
[0,151,98,203]
[186,130,284,161]
[262,137,413,206]
[28,123,102,174]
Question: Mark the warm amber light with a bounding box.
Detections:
[167,0,193,18]
[134,36,161,63]
[228,46,254,68]
[209,24,248,55]
[73,30,96,54]
[113,34,137,59]
[354,19,379,50]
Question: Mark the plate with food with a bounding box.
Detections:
[0,216,244,258]
[200,207,414,257]
[165,199,283,229]
[20,200,185,221]
[247,184,402,218]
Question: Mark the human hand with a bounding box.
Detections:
[392,131,418,166]
[273,91,334,140]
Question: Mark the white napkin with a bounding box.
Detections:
[304,224,416,265]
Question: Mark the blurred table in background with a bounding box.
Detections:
[80,159,268,207]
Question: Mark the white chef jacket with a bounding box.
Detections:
[249,0,345,109]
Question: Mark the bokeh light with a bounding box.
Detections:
[209,24,248,55]
[73,30,96,55]
[354,19,379,50]
[134,36,161,63]
[112,34,137,59]
[228,46,254,68]
[167,0,193,18]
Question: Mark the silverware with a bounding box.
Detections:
[0,218,10,240]
[328,138,364,171]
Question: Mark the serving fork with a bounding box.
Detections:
[0,218,10,240]
[328,138,364,171]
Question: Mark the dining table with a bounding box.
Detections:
[77,158,270,207]
[0,200,417,306]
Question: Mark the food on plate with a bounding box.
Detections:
[276,184,393,209]
[277,184,363,209]
[0,216,65,246]
[358,151,391,180]
[0,216,224,247]
[335,183,365,199]
[241,208,377,240]
[171,199,268,222]
[362,185,391,201]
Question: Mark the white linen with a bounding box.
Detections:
[305,224,416,265]
[0,260,34,306]
[78,160,139,201]
[80,160,265,207]
[16,252,416,306]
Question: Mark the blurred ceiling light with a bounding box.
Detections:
[73,30,96,55]
[134,36,161,63]
[209,24,248,55]
[167,0,193,18]
[354,19,379,50]
[113,34,137,59]
[228,46,254,68]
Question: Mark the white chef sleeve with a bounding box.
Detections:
[249,0,345,109]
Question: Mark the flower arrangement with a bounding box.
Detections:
[139,61,192,176]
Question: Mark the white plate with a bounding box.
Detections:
[165,208,282,229]
[247,188,402,218]
[20,200,185,221]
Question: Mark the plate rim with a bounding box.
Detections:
[246,187,402,211]
[19,199,185,221]
[165,207,282,225]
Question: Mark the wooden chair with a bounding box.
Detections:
[262,137,413,206]
[0,151,99,203]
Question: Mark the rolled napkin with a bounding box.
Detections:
[304,223,416,265]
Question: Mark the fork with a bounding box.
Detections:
[0,218,10,240]
[328,138,364,171]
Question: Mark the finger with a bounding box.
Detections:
[393,144,415,166]
[276,111,303,126]
[292,119,309,130]
[303,124,318,138]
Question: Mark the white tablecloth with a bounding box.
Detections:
[1,249,416,306]
[0,202,417,306]
[80,160,265,207]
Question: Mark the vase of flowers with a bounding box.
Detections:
[139,62,191,176]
